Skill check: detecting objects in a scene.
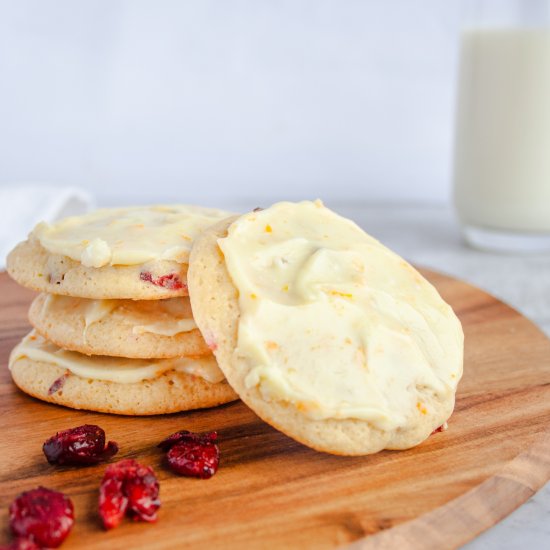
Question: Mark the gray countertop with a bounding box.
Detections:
[332,202,550,550]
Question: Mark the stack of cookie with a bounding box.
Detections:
[6,205,238,415]
[6,200,464,457]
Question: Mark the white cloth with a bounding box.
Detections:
[0,184,94,270]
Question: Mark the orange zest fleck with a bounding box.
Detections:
[296,401,316,413]
[416,402,427,415]
[329,290,353,299]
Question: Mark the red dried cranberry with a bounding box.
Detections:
[124,464,161,522]
[9,487,74,548]
[99,459,160,530]
[0,538,40,550]
[43,424,118,466]
[158,431,219,479]
[139,271,154,284]
[156,273,184,290]
[98,476,127,530]
[431,422,448,435]
[157,430,197,452]
[140,271,185,291]
[48,373,69,395]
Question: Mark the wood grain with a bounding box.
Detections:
[0,269,549,550]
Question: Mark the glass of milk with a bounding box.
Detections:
[454,0,550,252]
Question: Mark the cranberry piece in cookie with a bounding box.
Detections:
[47,372,69,395]
[139,271,185,291]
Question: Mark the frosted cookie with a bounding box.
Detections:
[7,205,232,300]
[9,331,238,415]
[29,293,210,359]
[188,200,464,456]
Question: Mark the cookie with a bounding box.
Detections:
[9,331,238,415]
[188,200,464,456]
[29,293,210,359]
[7,204,232,300]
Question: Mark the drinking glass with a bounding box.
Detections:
[454,0,550,252]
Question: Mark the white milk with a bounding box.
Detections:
[454,29,550,233]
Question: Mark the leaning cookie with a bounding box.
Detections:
[7,204,232,300]
[29,293,210,359]
[9,331,238,415]
[188,201,464,456]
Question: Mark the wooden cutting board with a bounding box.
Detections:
[0,269,549,550]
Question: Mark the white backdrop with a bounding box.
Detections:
[0,1,461,206]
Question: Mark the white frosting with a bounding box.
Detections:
[132,319,197,336]
[39,295,197,338]
[218,200,464,429]
[81,238,112,268]
[33,204,233,267]
[83,299,118,331]
[10,331,224,384]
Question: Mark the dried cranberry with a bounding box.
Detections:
[124,465,161,522]
[43,424,118,466]
[0,538,40,550]
[48,373,69,395]
[139,271,185,291]
[158,431,219,479]
[98,476,127,530]
[431,422,448,435]
[156,273,185,290]
[9,487,74,548]
[99,459,160,530]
